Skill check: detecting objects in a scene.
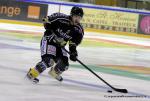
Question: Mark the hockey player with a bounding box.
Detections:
[26,6,84,83]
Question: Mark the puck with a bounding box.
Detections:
[107,90,112,93]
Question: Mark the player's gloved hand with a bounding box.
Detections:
[42,16,49,23]
[70,51,78,62]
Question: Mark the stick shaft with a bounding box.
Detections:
[63,48,128,93]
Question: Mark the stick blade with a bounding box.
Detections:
[114,88,128,93]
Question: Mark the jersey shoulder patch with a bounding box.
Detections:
[50,13,68,18]
[48,13,69,23]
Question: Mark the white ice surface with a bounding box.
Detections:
[0,35,150,101]
[0,22,150,101]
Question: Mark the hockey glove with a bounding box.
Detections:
[70,51,78,62]
[42,16,49,23]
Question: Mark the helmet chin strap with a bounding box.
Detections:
[70,16,73,25]
[70,16,77,25]
[74,20,78,24]
[71,21,78,25]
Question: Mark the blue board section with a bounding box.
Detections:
[18,0,150,15]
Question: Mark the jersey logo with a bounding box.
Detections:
[59,20,70,25]
[57,29,72,40]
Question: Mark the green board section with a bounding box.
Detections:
[70,64,150,81]
[0,31,138,48]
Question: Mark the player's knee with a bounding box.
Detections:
[35,61,47,73]
[55,59,69,72]
[42,56,55,67]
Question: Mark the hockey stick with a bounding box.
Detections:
[63,48,128,93]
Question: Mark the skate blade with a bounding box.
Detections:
[48,71,63,82]
[24,75,39,84]
[56,77,63,82]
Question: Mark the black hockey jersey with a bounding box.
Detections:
[43,13,84,48]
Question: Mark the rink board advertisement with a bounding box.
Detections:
[57,5,140,33]
[81,8,139,33]
[53,5,139,33]
[0,0,150,35]
[138,15,150,35]
[0,0,48,22]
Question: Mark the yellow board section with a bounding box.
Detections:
[86,28,150,38]
[0,19,150,38]
[82,7,139,33]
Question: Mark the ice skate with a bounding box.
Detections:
[48,67,63,82]
[26,68,40,83]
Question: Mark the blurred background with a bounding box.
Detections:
[37,0,150,10]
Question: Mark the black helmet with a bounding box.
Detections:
[70,6,84,18]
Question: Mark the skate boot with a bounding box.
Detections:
[48,67,63,82]
[26,68,39,83]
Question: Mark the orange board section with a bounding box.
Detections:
[27,6,40,19]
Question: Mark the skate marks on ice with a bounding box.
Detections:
[0,65,115,101]
[0,64,150,99]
